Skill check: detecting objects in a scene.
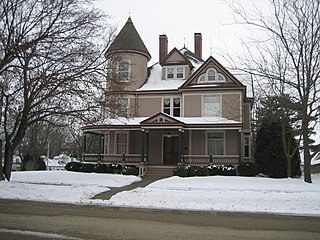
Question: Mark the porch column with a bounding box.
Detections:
[140,128,145,163]
[238,129,243,163]
[98,133,104,162]
[146,130,149,163]
[82,133,87,161]
[178,128,185,164]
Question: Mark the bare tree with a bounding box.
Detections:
[0,0,116,180]
[228,0,320,183]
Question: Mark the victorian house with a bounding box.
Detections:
[82,17,253,176]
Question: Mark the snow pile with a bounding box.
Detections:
[109,175,320,215]
[0,171,141,204]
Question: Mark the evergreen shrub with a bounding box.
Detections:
[197,165,209,176]
[94,164,109,173]
[219,165,236,176]
[207,165,220,176]
[122,165,139,176]
[237,162,258,177]
[186,165,197,177]
[79,163,95,172]
[173,166,188,177]
[65,162,81,172]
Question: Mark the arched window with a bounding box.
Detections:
[197,68,226,83]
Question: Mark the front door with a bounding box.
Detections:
[163,136,179,165]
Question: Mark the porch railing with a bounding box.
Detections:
[182,155,239,165]
[82,153,146,165]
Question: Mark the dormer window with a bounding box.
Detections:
[198,67,226,83]
[167,67,174,79]
[165,66,185,80]
[118,60,131,82]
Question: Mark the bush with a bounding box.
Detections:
[237,162,258,177]
[173,166,188,177]
[94,164,110,173]
[207,165,219,176]
[219,165,236,176]
[186,165,197,177]
[122,165,139,176]
[110,163,123,174]
[65,162,81,172]
[79,163,95,172]
[197,166,209,176]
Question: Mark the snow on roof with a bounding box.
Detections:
[96,117,147,126]
[94,116,240,126]
[175,116,241,125]
[137,64,186,91]
[138,48,204,91]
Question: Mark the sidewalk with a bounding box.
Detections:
[92,177,159,200]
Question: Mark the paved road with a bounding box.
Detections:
[0,199,320,240]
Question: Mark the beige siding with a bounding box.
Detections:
[222,94,241,121]
[243,103,251,131]
[225,130,239,155]
[137,97,161,117]
[148,130,163,165]
[183,95,202,117]
[191,131,206,154]
[129,131,141,154]
[119,53,148,92]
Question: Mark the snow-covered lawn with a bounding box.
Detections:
[0,171,141,204]
[1,171,320,216]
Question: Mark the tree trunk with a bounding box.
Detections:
[3,142,14,181]
[302,117,312,183]
[0,140,4,181]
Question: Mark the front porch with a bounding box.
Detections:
[81,114,251,176]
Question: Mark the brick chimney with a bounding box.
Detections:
[194,33,202,59]
[159,34,168,62]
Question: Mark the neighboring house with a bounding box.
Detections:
[82,17,253,175]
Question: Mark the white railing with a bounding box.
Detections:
[82,153,146,164]
[182,155,239,165]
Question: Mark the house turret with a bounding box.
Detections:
[106,17,151,91]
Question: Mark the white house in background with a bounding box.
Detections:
[81,17,253,176]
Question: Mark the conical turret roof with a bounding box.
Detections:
[106,17,151,61]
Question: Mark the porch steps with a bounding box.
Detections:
[143,166,175,179]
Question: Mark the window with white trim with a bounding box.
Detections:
[163,97,181,117]
[203,95,221,117]
[117,60,131,82]
[104,134,109,154]
[116,132,128,154]
[207,132,224,155]
[197,67,226,83]
[165,66,185,79]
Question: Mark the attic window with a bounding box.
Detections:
[197,68,226,83]
[167,68,174,79]
[165,66,185,80]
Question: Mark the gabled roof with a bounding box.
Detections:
[160,47,193,67]
[106,17,151,60]
[180,56,245,89]
[141,112,184,126]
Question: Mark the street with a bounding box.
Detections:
[0,199,320,240]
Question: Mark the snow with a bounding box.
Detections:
[0,171,140,204]
[92,116,240,127]
[138,64,185,91]
[1,171,320,216]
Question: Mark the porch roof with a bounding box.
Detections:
[82,114,242,132]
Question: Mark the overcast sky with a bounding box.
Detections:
[95,0,269,66]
